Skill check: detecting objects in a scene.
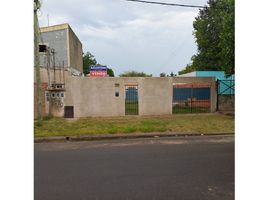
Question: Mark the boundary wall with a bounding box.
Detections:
[35,68,217,118]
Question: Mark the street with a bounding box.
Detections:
[35,135,234,200]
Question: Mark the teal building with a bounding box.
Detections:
[179,71,234,95]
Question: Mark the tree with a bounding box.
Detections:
[170,72,174,77]
[178,63,196,75]
[160,72,166,77]
[219,0,234,75]
[119,71,152,77]
[83,52,97,75]
[83,51,115,76]
[180,0,234,76]
[107,68,114,77]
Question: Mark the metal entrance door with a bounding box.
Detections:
[64,106,74,118]
[125,85,138,115]
[172,83,211,114]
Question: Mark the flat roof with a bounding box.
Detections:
[40,23,69,33]
[40,23,82,45]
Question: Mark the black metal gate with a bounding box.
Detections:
[172,83,211,114]
[125,85,138,115]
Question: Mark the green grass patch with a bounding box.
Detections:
[34,114,234,137]
[172,105,210,114]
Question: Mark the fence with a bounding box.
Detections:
[217,80,235,95]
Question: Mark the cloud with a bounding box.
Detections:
[39,0,207,76]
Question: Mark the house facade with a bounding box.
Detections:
[39,23,83,74]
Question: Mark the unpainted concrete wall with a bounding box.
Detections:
[65,77,126,117]
[35,69,217,118]
[218,95,235,111]
[39,29,68,67]
[39,24,83,73]
[64,76,216,117]
[68,27,83,73]
[139,78,173,115]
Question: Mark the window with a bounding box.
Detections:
[56,93,60,97]
[39,44,47,53]
[115,92,119,97]
[61,93,64,98]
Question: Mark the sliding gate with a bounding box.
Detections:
[172,83,211,113]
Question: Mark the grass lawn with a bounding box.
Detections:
[172,105,210,113]
[34,114,234,137]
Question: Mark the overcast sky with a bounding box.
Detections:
[39,0,208,76]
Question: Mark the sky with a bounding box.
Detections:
[38,0,208,76]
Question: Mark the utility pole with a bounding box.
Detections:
[46,47,51,89]
[51,48,56,84]
[34,0,42,124]
[46,47,52,117]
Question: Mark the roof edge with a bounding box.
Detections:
[40,23,69,32]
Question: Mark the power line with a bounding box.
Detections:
[125,0,206,9]
[125,0,228,10]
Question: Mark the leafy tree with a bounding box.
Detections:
[219,0,234,75]
[83,52,97,75]
[107,68,114,77]
[180,0,234,76]
[178,63,196,75]
[83,51,115,76]
[170,72,174,77]
[119,71,152,77]
[160,72,166,77]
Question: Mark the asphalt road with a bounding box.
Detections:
[35,135,234,200]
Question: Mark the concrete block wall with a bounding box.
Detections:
[35,68,217,118]
[218,95,235,111]
[39,28,68,68]
[68,26,83,73]
[40,24,83,73]
[138,78,173,115]
[65,77,137,117]
[64,76,217,118]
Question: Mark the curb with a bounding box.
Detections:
[34,132,234,143]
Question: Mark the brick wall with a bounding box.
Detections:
[34,82,48,119]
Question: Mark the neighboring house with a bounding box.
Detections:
[39,23,83,74]
[34,23,84,119]
[178,71,234,80]
[179,71,235,95]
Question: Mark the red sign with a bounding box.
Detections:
[90,71,107,77]
[89,66,107,77]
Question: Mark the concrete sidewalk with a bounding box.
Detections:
[34,132,234,143]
